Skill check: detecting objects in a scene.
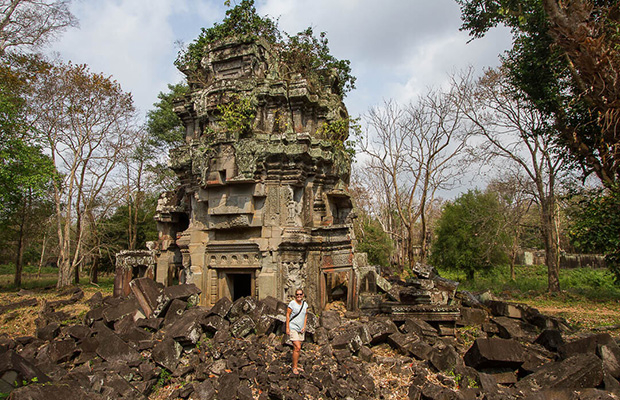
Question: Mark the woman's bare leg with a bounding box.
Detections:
[292,341,302,373]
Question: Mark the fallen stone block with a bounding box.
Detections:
[599,341,620,379]
[165,308,204,345]
[464,338,525,369]
[191,378,216,399]
[523,307,572,333]
[0,298,37,316]
[130,277,168,318]
[420,382,464,400]
[202,314,229,333]
[218,371,240,400]
[94,323,141,365]
[152,337,182,372]
[401,317,438,337]
[458,307,488,326]
[209,297,233,318]
[534,329,564,352]
[331,330,363,353]
[516,353,604,392]
[367,318,398,344]
[9,382,103,400]
[40,339,77,364]
[230,315,256,338]
[228,296,257,322]
[83,307,104,326]
[102,297,140,324]
[320,310,341,331]
[35,322,60,341]
[429,345,462,372]
[163,298,187,326]
[409,341,433,361]
[484,300,525,319]
[558,333,615,360]
[493,316,536,340]
[0,350,51,394]
[386,332,418,356]
[163,283,201,303]
[97,371,146,399]
[254,314,277,336]
[63,325,91,341]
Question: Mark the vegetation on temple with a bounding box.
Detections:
[176,0,355,96]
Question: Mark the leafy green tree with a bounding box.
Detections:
[0,54,57,287]
[146,83,188,148]
[430,190,510,280]
[356,218,393,269]
[567,186,620,282]
[458,0,620,188]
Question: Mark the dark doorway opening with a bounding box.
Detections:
[229,273,252,300]
[326,271,349,303]
[132,265,148,279]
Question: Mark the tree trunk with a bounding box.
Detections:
[89,255,99,284]
[541,196,561,292]
[419,210,428,263]
[13,205,27,288]
[37,231,48,278]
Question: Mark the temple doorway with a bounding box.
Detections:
[220,270,255,301]
[320,267,357,310]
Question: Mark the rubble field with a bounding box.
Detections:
[0,278,618,399]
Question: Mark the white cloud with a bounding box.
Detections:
[50,0,513,124]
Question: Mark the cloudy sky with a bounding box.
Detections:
[49,0,513,121]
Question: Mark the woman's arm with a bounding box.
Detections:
[302,305,308,333]
[285,307,292,335]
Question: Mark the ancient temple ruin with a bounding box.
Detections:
[151,36,368,312]
[114,30,460,331]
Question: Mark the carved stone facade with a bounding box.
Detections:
[153,37,362,312]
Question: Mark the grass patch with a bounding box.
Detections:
[0,264,57,275]
[0,263,115,292]
[439,264,620,301]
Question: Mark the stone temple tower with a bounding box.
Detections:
[153,36,368,312]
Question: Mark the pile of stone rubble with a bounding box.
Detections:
[0,278,619,399]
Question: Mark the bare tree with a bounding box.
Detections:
[0,0,77,54]
[463,68,569,293]
[30,61,137,287]
[358,78,473,271]
[487,174,534,281]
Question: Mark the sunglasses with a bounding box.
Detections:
[295,293,303,296]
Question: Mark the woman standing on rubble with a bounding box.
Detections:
[286,289,308,375]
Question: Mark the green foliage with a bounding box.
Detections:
[356,219,393,268]
[98,195,159,272]
[0,54,57,222]
[155,369,172,390]
[457,0,620,185]
[317,117,359,156]
[280,27,356,95]
[176,0,355,96]
[176,0,280,72]
[217,96,256,136]
[566,187,620,281]
[430,190,510,279]
[146,83,189,148]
